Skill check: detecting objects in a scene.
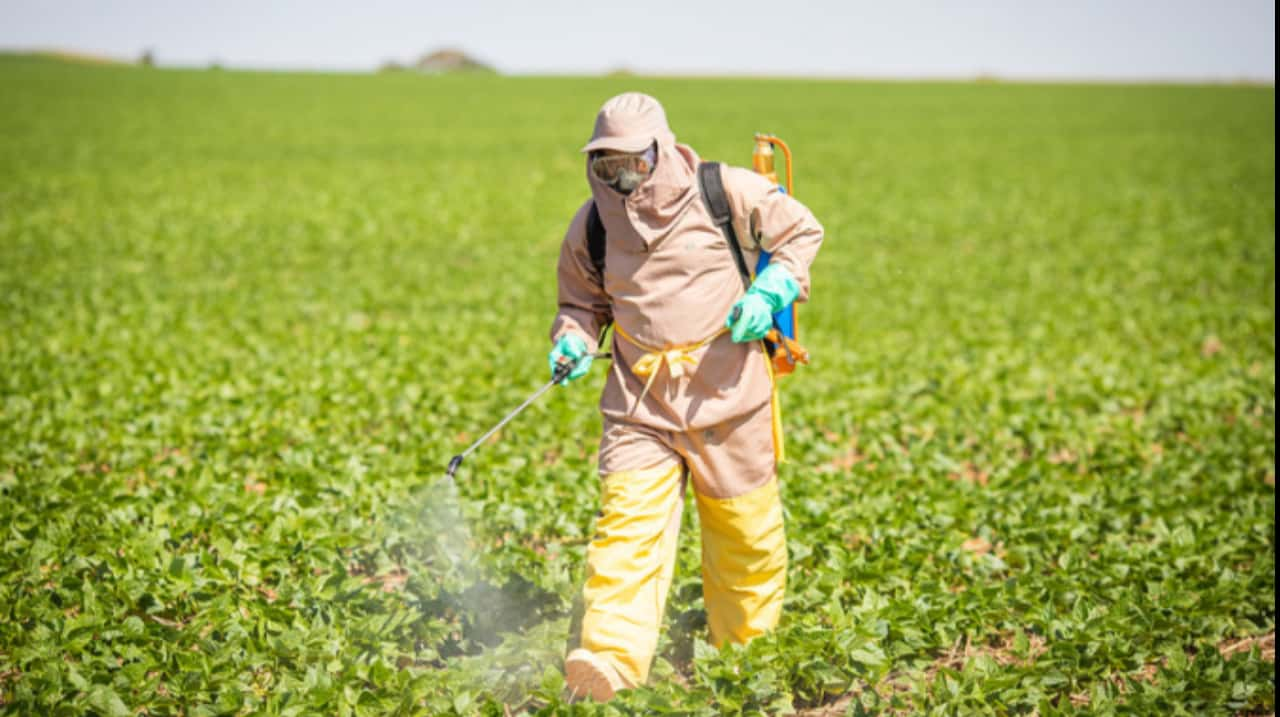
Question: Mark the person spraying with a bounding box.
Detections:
[549,92,824,701]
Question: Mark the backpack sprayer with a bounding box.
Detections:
[750,134,809,377]
[445,134,806,479]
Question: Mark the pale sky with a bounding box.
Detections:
[1,0,1274,80]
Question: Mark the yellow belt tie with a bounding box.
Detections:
[612,323,786,464]
[613,323,726,415]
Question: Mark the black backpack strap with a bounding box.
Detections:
[584,201,615,340]
[586,201,606,279]
[697,162,752,291]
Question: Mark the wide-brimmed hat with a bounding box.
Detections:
[581,92,675,153]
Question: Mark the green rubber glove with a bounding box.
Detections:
[548,334,592,385]
[725,263,800,343]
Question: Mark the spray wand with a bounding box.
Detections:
[445,352,609,481]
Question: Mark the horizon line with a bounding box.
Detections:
[3,47,1275,86]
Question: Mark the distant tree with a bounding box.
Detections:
[139,48,155,67]
[413,48,496,74]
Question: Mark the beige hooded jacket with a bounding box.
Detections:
[551,134,823,433]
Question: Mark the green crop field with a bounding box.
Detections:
[0,54,1274,715]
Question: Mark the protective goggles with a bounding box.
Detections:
[590,145,656,183]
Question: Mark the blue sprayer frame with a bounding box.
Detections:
[754,185,797,340]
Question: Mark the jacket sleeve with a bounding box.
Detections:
[550,200,612,352]
[723,166,825,302]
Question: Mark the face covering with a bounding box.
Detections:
[611,167,647,194]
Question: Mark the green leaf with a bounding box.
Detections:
[88,685,132,717]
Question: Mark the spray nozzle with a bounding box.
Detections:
[446,454,463,479]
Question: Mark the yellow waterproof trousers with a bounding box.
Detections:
[577,402,787,688]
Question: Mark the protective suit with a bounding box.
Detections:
[552,93,823,700]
